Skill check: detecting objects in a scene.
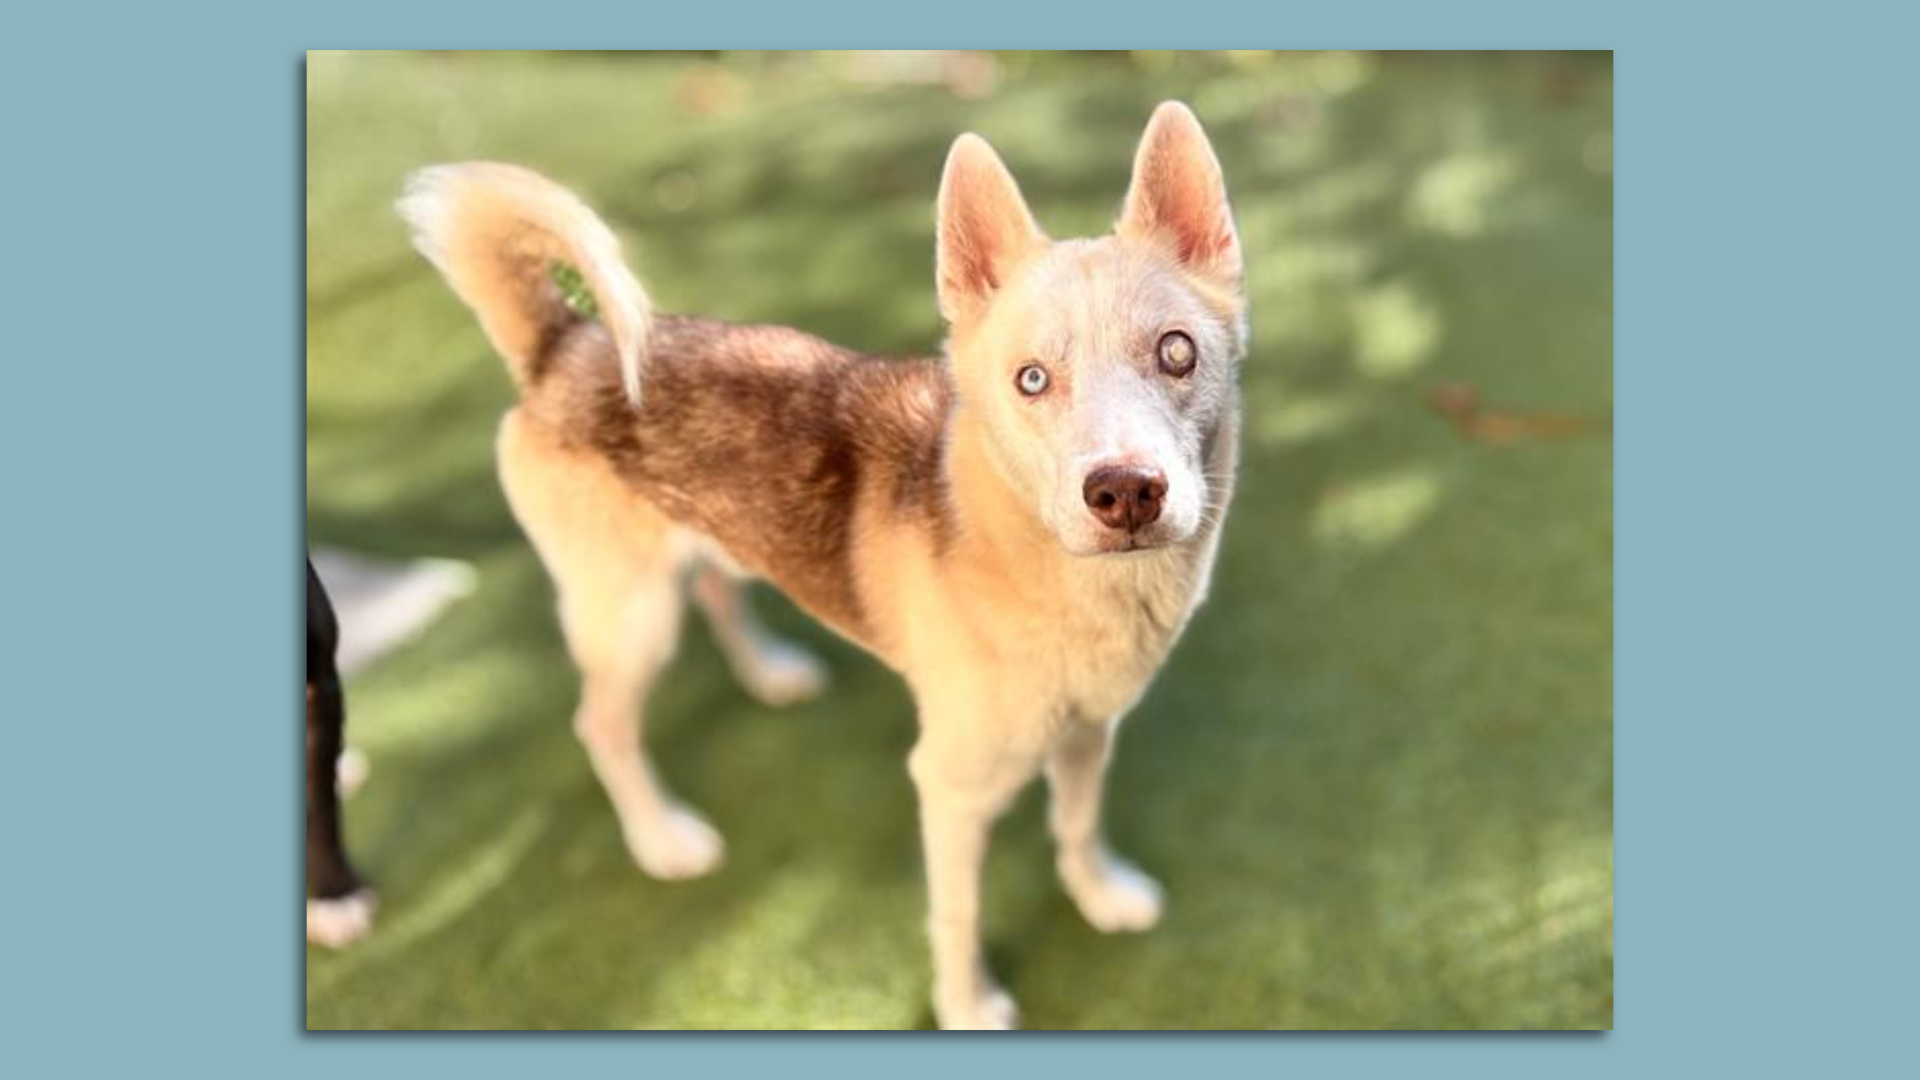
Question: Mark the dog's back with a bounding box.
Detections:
[402,165,956,655]
[522,316,953,649]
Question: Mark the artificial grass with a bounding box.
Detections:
[304,50,1612,1030]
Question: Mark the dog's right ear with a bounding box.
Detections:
[1117,102,1241,293]
[936,134,1046,326]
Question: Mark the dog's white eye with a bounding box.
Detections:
[1015,363,1050,396]
[1157,330,1197,377]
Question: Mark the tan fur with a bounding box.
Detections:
[401,101,1246,1029]
[401,163,653,402]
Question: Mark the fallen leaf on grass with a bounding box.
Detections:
[1427,383,1611,446]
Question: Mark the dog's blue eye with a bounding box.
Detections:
[1016,364,1050,396]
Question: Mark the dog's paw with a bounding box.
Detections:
[336,746,370,798]
[628,804,726,881]
[1064,856,1164,933]
[935,982,1020,1031]
[306,888,377,948]
[740,643,828,708]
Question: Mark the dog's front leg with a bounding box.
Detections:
[1046,719,1163,933]
[908,733,1033,1030]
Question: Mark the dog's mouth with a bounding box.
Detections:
[1083,530,1176,556]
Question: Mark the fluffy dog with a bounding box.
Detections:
[400,101,1244,1028]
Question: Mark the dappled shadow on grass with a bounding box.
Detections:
[306,51,1612,1029]
[307,549,933,1028]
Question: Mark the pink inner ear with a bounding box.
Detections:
[1156,201,1233,266]
[1119,107,1241,282]
[938,141,1043,315]
[955,204,1015,290]
[1126,164,1235,275]
[943,203,1016,300]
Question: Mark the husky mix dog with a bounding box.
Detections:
[399,101,1245,1029]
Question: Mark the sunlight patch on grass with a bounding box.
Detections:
[1311,466,1445,554]
[1506,852,1613,969]
[1438,834,1614,984]
[1351,280,1442,378]
[1407,148,1521,238]
[1252,390,1368,447]
[635,867,923,1029]
[349,641,553,756]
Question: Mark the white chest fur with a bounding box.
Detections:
[1047,540,1217,723]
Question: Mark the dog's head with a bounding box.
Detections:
[937,102,1246,557]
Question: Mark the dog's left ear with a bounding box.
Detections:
[1117,102,1241,291]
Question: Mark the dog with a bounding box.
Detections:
[399,101,1244,1028]
[306,557,376,946]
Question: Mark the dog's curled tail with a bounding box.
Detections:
[398,163,651,405]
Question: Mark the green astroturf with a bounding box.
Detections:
[305,51,1612,1029]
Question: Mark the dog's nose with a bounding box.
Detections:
[1082,465,1168,531]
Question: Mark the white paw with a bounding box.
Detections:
[628,804,726,881]
[1065,857,1164,933]
[306,888,377,948]
[741,643,828,707]
[936,982,1020,1031]
[336,746,370,798]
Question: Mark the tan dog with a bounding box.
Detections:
[399,101,1245,1029]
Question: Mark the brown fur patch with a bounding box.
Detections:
[523,316,954,646]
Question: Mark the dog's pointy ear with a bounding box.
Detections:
[936,134,1046,324]
[1117,102,1241,290]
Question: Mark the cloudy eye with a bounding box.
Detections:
[1157,330,1197,377]
[1015,363,1050,396]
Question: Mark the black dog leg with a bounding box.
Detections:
[307,558,373,945]
[306,672,362,899]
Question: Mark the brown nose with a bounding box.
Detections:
[1082,465,1168,531]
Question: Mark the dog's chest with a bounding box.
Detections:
[1041,553,1211,723]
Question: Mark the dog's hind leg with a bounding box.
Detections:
[562,568,725,881]
[1046,719,1163,933]
[498,411,722,881]
[691,565,827,707]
